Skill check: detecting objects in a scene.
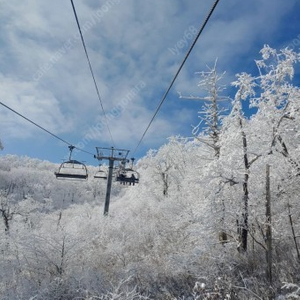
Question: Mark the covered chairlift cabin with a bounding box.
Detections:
[55,146,88,180]
[116,158,139,186]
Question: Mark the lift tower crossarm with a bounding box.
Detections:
[95,147,129,161]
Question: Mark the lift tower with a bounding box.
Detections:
[95,147,129,215]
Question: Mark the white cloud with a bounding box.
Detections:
[0,74,74,139]
[0,0,299,161]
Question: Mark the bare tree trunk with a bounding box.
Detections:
[287,201,300,262]
[2,212,10,234]
[265,164,272,284]
[211,84,220,158]
[58,236,66,275]
[1,209,12,235]
[239,118,249,252]
[162,173,169,196]
[271,134,300,262]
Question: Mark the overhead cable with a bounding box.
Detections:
[70,0,115,147]
[132,0,221,156]
[0,101,94,156]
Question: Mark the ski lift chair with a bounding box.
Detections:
[123,169,139,185]
[55,146,88,180]
[94,165,107,179]
[116,169,139,185]
[116,158,139,186]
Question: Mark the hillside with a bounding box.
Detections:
[1,46,300,299]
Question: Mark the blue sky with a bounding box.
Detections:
[0,0,299,165]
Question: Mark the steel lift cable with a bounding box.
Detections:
[0,101,95,156]
[132,0,221,156]
[70,0,115,147]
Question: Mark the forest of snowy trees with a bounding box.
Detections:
[1,46,300,299]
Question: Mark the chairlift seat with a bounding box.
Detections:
[116,168,139,185]
[94,166,108,179]
[55,159,88,181]
[55,173,88,180]
[67,159,84,165]
[94,172,107,179]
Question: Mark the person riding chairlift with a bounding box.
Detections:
[129,174,136,186]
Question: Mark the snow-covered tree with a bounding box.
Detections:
[226,72,256,252]
[179,60,229,158]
